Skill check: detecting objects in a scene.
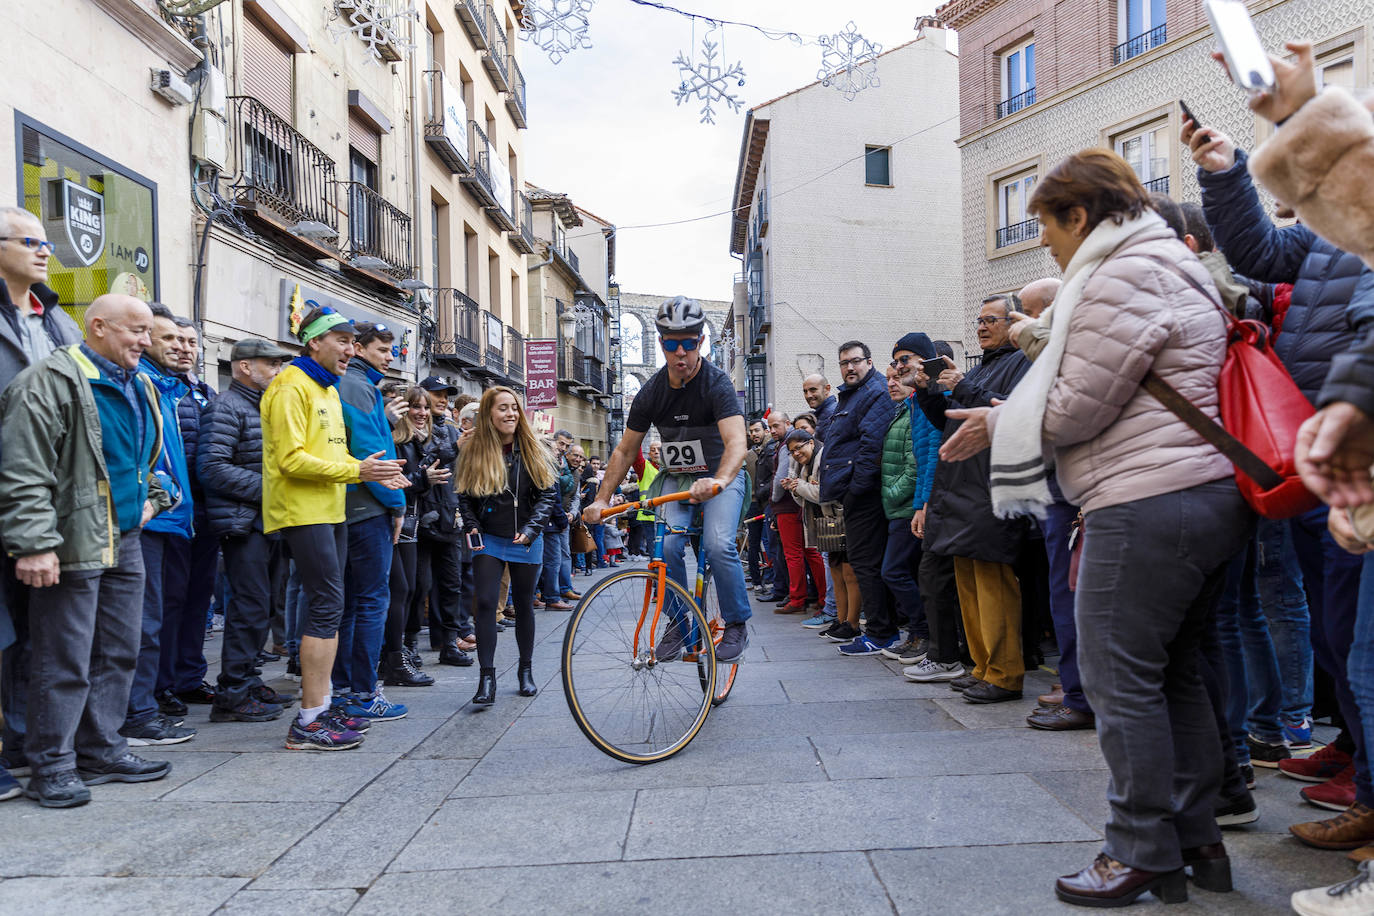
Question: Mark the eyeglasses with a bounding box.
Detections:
[888,354,915,370]
[975,316,1012,327]
[838,356,869,368]
[0,237,55,254]
[660,337,700,353]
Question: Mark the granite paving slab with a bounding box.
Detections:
[0,876,246,916]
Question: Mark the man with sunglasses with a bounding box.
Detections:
[584,296,752,663]
[0,208,83,795]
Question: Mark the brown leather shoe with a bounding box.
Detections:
[774,603,806,614]
[543,600,574,611]
[1038,684,1064,707]
[1055,853,1187,907]
[1027,704,1095,731]
[1292,803,1374,850]
[1348,844,1374,863]
[561,590,583,601]
[1181,843,1232,892]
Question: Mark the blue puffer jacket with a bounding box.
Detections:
[813,394,837,442]
[1200,149,1374,403]
[140,356,194,539]
[819,366,894,503]
[339,359,405,523]
[908,394,941,509]
[196,379,264,539]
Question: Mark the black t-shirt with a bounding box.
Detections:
[627,360,742,477]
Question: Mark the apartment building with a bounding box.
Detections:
[938,0,1374,350]
[725,29,965,420]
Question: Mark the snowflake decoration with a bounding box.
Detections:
[330,0,418,64]
[520,0,595,64]
[817,21,882,101]
[671,38,746,125]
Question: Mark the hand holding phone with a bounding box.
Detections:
[1204,0,1276,93]
[466,529,484,551]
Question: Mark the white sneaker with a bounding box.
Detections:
[1292,861,1374,915]
[903,659,965,683]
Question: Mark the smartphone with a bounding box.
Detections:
[1178,99,1198,126]
[466,530,484,551]
[1204,0,1276,92]
[921,357,949,378]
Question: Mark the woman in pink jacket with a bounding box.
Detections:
[943,149,1251,908]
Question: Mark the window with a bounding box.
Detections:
[623,373,642,405]
[348,148,378,252]
[995,171,1038,248]
[431,202,442,291]
[1116,0,1167,62]
[1114,121,1170,193]
[864,145,891,186]
[1317,45,1356,89]
[999,39,1035,116]
[621,312,644,365]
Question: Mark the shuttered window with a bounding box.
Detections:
[242,13,293,122]
[348,113,381,165]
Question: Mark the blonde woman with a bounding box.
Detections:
[456,387,558,705]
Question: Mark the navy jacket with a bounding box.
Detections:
[1200,149,1374,402]
[813,394,838,442]
[820,366,894,503]
[196,379,264,539]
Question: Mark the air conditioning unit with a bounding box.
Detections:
[199,66,228,118]
[192,110,227,170]
[150,68,195,106]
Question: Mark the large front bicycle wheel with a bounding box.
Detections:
[700,568,738,706]
[562,570,716,764]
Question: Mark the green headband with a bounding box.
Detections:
[300,311,354,343]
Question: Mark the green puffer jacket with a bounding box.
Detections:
[880,403,917,520]
[0,346,173,570]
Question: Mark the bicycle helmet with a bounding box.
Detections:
[655,296,705,335]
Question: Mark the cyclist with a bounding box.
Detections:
[583,296,752,663]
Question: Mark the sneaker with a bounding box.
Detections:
[800,613,834,629]
[120,714,196,746]
[654,623,688,662]
[156,688,188,718]
[320,706,371,732]
[210,697,284,723]
[176,681,216,705]
[1282,745,1354,783]
[715,623,749,663]
[24,769,90,808]
[0,767,20,801]
[252,685,295,707]
[896,639,931,666]
[1291,860,1374,916]
[341,689,408,722]
[286,655,301,681]
[1241,764,1256,790]
[822,623,859,643]
[1284,717,1315,750]
[1215,793,1259,827]
[903,659,965,682]
[285,715,364,751]
[1248,733,1293,769]
[881,639,918,661]
[838,633,900,657]
[1303,767,1358,812]
[77,752,172,784]
[0,754,30,779]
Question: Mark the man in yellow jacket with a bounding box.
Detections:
[261,306,407,751]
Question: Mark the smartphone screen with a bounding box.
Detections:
[1178,99,1196,125]
[466,530,484,551]
[1204,0,1276,92]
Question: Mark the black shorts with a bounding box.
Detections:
[282,523,348,639]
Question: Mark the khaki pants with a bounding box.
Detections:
[953,557,1023,691]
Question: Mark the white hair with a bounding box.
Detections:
[0,206,39,238]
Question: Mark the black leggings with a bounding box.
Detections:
[387,541,416,654]
[472,554,538,669]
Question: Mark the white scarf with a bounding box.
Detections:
[989,212,1166,519]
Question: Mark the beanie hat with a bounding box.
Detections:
[893,332,936,359]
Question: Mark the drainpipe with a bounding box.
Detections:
[407,12,424,361]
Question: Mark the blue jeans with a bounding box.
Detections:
[591,524,607,567]
[334,515,393,696]
[157,527,216,695]
[765,508,790,599]
[822,551,837,617]
[558,529,573,592]
[1349,554,1374,802]
[541,527,563,597]
[1254,517,1314,727]
[663,474,752,625]
[1038,499,1089,713]
[1215,542,1285,763]
[882,519,927,638]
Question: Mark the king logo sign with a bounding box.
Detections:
[62,180,105,267]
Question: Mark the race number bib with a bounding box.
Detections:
[661,439,708,474]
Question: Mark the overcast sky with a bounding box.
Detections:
[520,0,944,303]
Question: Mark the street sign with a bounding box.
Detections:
[524,338,558,409]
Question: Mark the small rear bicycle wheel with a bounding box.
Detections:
[562,570,716,764]
[700,567,738,706]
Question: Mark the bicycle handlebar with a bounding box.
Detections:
[598,485,721,521]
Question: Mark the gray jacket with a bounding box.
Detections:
[0,281,82,395]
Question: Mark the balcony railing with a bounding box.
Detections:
[423,70,470,174]
[995,86,1036,119]
[506,327,524,382]
[1143,175,1170,195]
[484,312,505,375]
[995,218,1039,248]
[482,6,510,91]
[432,288,482,365]
[342,181,413,276]
[456,0,488,49]
[570,345,589,385]
[510,190,535,253]
[506,55,527,128]
[1113,23,1167,65]
[228,96,338,239]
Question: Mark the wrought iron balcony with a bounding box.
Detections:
[511,190,535,254]
[756,187,769,236]
[570,344,589,386]
[995,86,1036,118]
[461,121,498,207]
[1143,175,1170,194]
[423,70,470,174]
[228,96,338,240]
[1113,23,1167,65]
[995,218,1039,248]
[506,327,525,382]
[431,288,483,365]
[456,0,488,49]
[552,239,580,278]
[483,312,505,375]
[506,55,527,128]
[342,181,413,277]
[483,6,510,91]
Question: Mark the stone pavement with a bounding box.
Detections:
[0,560,1353,915]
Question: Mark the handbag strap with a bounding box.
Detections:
[1137,256,1283,491]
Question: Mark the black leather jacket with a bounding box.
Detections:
[457,442,558,542]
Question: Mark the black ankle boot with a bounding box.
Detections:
[518,662,537,697]
[384,651,435,688]
[472,668,496,706]
[403,636,423,668]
